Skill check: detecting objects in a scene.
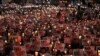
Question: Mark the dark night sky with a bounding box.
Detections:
[0,0,1,4]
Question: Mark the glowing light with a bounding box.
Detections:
[35,52,38,56]
[69,45,71,47]
[5,40,7,43]
[79,36,82,39]
[87,40,90,44]
[8,33,10,36]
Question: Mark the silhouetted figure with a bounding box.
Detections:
[4,43,13,56]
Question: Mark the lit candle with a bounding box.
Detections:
[67,27,69,29]
[32,32,35,36]
[64,50,67,54]
[49,44,52,48]
[54,26,56,28]
[22,33,24,37]
[20,42,21,45]
[43,27,46,29]
[49,30,52,32]
[8,33,10,36]
[79,36,82,39]
[55,49,57,52]
[87,40,90,44]
[5,40,7,43]
[98,50,100,56]
[51,42,53,44]
[53,49,55,51]
[64,30,66,33]
[83,48,85,51]
[48,26,50,28]
[35,31,38,34]
[35,52,38,56]
[19,21,23,24]
[68,45,71,47]
[42,54,45,56]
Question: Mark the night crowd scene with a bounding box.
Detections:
[0,0,100,56]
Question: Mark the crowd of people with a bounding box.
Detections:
[0,0,100,56]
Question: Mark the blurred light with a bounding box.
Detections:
[19,21,23,24]
[54,26,56,28]
[83,48,85,51]
[35,31,38,34]
[67,27,69,29]
[64,50,67,54]
[49,30,52,32]
[8,33,10,36]
[5,40,7,43]
[77,3,80,6]
[87,40,90,44]
[20,42,21,45]
[35,52,38,56]
[69,45,71,47]
[68,4,71,7]
[58,41,60,43]
[79,36,82,39]
[0,35,2,38]
[51,42,54,44]
[22,33,24,37]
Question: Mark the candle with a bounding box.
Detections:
[67,27,69,29]
[35,31,38,34]
[20,42,21,45]
[49,44,52,48]
[83,48,85,51]
[43,26,46,29]
[51,42,53,44]
[68,45,71,47]
[54,26,56,28]
[48,26,50,28]
[64,30,66,33]
[55,49,57,52]
[35,52,38,56]
[64,50,67,54]
[8,33,10,36]
[19,21,23,24]
[98,50,100,56]
[42,54,45,56]
[49,30,52,32]
[5,40,7,43]
[22,33,24,37]
[32,32,35,36]
[79,36,82,39]
[87,40,90,44]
